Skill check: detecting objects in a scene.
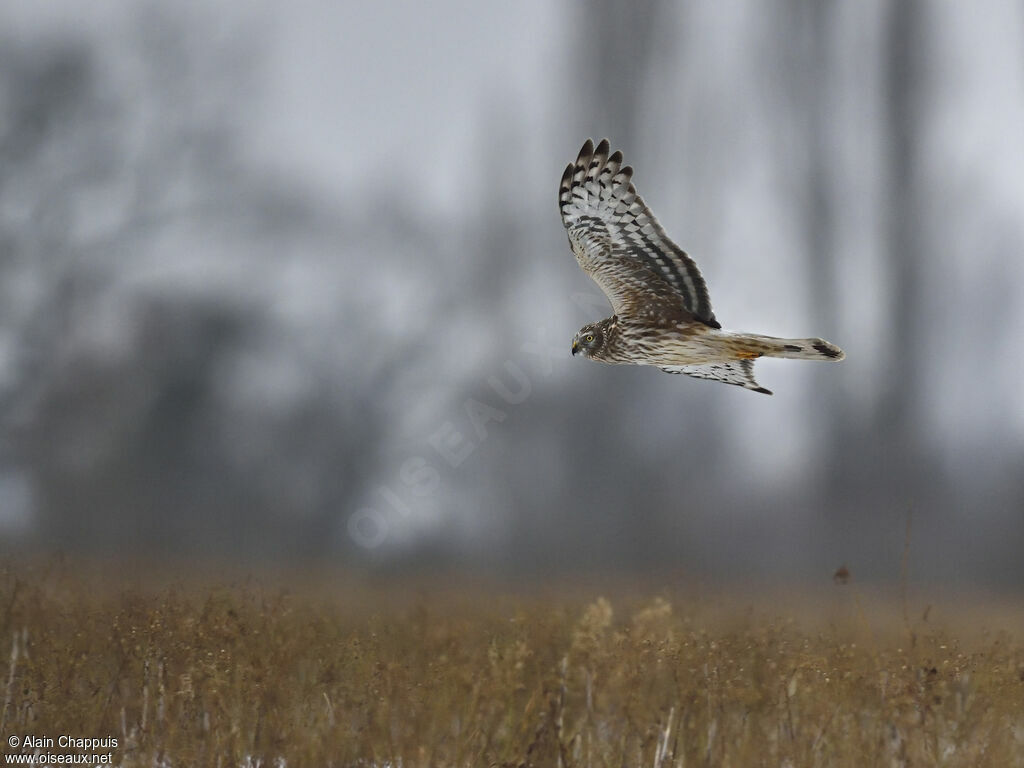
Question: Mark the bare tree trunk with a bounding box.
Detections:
[576,0,670,149]
[877,0,928,465]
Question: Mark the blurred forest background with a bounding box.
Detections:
[0,1,1022,588]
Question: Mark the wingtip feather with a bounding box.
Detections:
[559,162,573,192]
[576,138,595,165]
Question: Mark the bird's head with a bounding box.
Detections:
[571,322,605,358]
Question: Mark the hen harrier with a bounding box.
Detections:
[560,138,844,395]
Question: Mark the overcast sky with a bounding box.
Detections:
[4,0,562,217]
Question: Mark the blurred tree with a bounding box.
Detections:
[817,0,936,507]
[877,0,929,464]
[779,0,943,512]
[0,11,434,561]
[575,0,670,150]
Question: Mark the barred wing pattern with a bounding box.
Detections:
[558,139,719,328]
[658,361,772,396]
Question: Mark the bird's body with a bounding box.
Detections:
[561,139,843,394]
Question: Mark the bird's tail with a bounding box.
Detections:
[735,334,845,361]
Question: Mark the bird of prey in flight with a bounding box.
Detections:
[560,138,844,395]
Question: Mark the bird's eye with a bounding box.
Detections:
[586,334,595,343]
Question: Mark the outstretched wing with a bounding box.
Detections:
[559,138,719,328]
[659,361,772,395]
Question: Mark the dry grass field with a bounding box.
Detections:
[1,562,1023,767]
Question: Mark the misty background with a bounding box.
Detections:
[1,1,1022,588]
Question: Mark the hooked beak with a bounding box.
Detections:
[571,338,579,356]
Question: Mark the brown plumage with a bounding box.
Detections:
[561,139,844,395]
